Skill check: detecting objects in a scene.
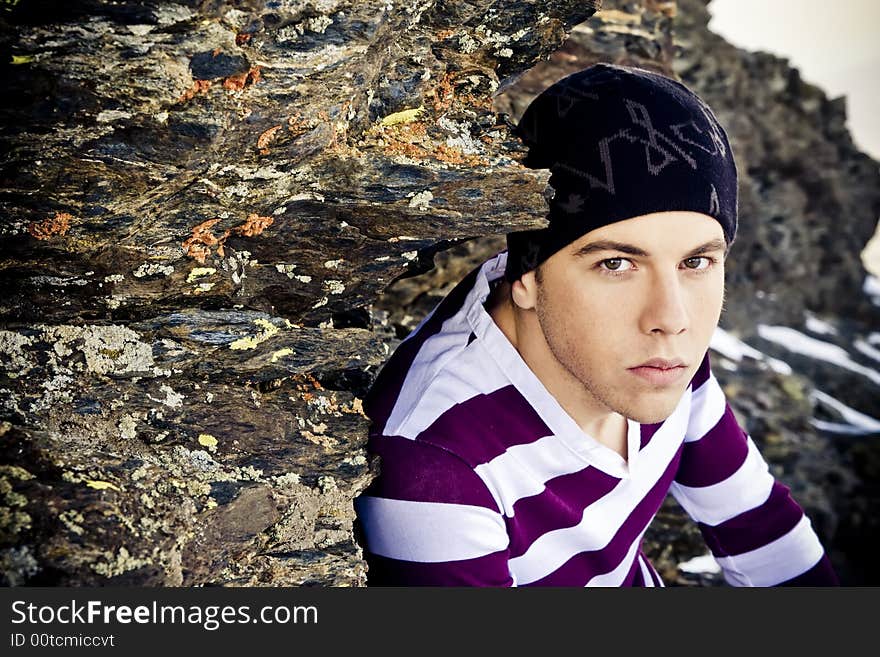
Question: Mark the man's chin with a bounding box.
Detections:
[621,388,688,424]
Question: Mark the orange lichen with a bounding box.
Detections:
[223,66,262,92]
[236,33,252,46]
[434,143,488,167]
[212,47,222,57]
[371,120,488,166]
[177,79,212,103]
[305,377,325,392]
[233,213,274,237]
[427,72,456,112]
[182,212,276,262]
[28,211,72,240]
[257,124,282,155]
[223,71,248,91]
[435,29,456,40]
[425,70,496,114]
[383,140,428,159]
[380,121,429,158]
[182,218,231,264]
[305,372,324,390]
[293,373,325,393]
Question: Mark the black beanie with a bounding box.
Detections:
[504,63,738,283]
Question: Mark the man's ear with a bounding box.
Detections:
[511,270,539,311]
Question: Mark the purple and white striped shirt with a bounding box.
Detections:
[355,251,838,586]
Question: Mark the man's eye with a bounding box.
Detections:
[683,256,712,270]
[599,258,634,272]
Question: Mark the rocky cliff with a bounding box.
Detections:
[0,0,597,586]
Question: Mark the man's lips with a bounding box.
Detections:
[627,358,688,385]
[631,358,686,369]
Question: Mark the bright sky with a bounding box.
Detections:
[707,0,880,274]
[708,0,880,159]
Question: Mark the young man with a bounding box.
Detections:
[354,63,839,586]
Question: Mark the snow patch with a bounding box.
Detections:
[854,338,880,364]
[810,389,880,435]
[757,325,880,386]
[804,313,838,336]
[678,553,721,575]
[709,327,793,375]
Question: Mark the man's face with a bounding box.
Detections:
[527,211,727,424]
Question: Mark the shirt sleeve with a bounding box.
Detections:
[354,434,513,586]
[669,352,839,586]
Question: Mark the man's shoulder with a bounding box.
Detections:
[396,369,531,431]
[362,256,497,429]
[373,379,549,468]
[370,315,512,430]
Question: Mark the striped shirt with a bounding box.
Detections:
[355,251,838,586]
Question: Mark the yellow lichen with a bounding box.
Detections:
[780,376,806,401]
[197,433,218,448]
[186,480,212,496]
[90,546,151,577]
[270,347,293,362]
[59,509,86,536]
[381,106,425,126]
[0,465,34,481]
[237,465,263,480]
[0,508,32,536]
[229,335,261,350]
[254,318,278,333]
[229,319,280,350]
[139,493,155,510]
[5,491,27,507]
[85,480,120,492]
[186,267,216,283]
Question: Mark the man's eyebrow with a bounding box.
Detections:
[572,240,648,258]
[572,237,728,259]
[682,238,728,258]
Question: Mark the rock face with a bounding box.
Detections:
[0,0,601,585]
[2,0,878,586]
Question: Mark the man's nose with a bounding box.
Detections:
[639,272,689,335]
